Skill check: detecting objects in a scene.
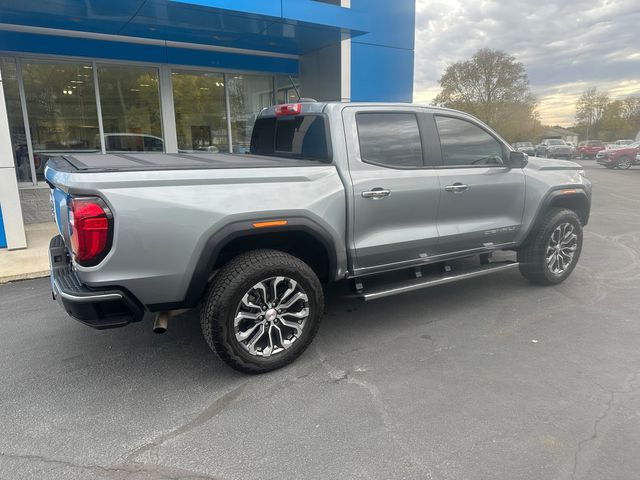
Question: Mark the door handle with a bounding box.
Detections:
[444,183,469,193]
[362,188,391,199]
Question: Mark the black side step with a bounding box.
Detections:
[356,261,519,301]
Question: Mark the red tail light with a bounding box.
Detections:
[68,197,113,267]
[275,103,302,116]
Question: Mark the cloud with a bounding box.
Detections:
[414,0,640,125]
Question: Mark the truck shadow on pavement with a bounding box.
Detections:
[65,268,535,380]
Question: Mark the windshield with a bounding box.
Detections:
[547,139,565,145]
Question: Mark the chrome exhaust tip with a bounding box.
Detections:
[153,312,169,334]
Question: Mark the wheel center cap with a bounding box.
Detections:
[265,308,278,322]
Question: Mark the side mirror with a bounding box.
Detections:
[509,150,528,168]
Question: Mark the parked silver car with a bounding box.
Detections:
[535,139,573,159]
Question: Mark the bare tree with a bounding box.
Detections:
[433,48,538,141]
[575,87,610,140]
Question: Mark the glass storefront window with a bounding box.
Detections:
[21,61,100,181]
[276,76,300,104]
[228,75,273,153]
[171,70,229,153]
[97,65,163,152]
[0,58,31,184]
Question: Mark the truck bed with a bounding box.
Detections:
[47,152,329,173]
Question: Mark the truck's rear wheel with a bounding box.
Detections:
[201,249,324,374]
[517,208,583,285]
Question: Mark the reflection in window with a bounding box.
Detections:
[21,61,100,180]
[228,75,273,153]
[435,116,504,166]
[0,58,31,183]
[356,113,423,168]
[98,65,163,152]
[171,70,229,153]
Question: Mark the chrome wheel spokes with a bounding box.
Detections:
[546,222,578,275]
[234,276,310,358]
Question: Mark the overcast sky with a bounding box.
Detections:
[413,0,640,126]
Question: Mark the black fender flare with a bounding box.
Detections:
[147,216,339,312]
[520,186,591,245]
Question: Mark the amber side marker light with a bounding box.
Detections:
[561,189,578,195]
[253,220,288,228]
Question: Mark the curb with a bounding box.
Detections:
[0,270,50,284]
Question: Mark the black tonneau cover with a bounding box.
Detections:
[48,152,328,173]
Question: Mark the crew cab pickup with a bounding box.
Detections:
[46,102,592,373]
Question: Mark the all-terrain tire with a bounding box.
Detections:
[517,208,583,285]
[200,249,324,374]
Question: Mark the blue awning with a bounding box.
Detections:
[0,0,368,56]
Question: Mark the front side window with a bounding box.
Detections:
[435,116,504,167]
[356,113,423,168]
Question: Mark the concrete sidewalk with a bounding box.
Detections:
[0,222,58,283]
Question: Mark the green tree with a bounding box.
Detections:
[599,100,627,140]
[433,48,538,142]
[621,97,640,139]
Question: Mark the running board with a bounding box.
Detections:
[357,261,519,301]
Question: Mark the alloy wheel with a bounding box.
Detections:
[233,276,310,358]
[546,222,578,275]
[617,156,632,169]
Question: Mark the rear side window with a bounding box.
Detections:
[356,113,423,168]
[435,116,504,167]
[250,115,330,161]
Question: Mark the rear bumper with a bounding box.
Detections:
[49,235,144,329]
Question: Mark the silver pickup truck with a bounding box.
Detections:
[46,102,592,373]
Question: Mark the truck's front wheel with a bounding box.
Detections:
[517,208,583,285]
[201,249,324,374]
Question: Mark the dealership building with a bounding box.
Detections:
[0,0,415,249]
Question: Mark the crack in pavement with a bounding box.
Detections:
[315,346,436,480]
[123,383,246,463]
[0,452,220,479]
[570,371,640,480]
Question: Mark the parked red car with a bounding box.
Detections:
[577,140,606,159]
[596,142,639,169]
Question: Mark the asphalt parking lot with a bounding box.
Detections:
[1,161,639,480]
